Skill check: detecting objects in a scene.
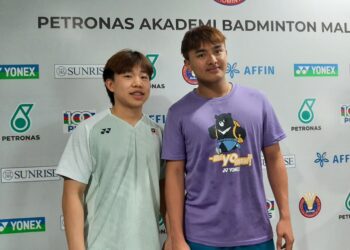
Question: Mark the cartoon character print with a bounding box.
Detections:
[208,113,246,154]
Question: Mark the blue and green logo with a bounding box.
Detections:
[298,99,316,124]
[0,64,39,79]
[146,54,159,80]
[0,217,45,234]
[226,62,240,78]
[10,104,34,133]
[346,193,350,211]
[294,64,338,77]
[314,152,329,168]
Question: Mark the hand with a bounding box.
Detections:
[162,237,172,250]
[276,218,294,250]
[172,240,190,250]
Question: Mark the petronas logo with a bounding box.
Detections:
[346,193,350,211]
[10,104,34,133]
[146,54,159,80]
[298,99,315,124]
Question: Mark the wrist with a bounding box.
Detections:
[278,207,291,220]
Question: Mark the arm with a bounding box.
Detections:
[160,179,172,250]
[263,143,294,250]
[165,160,190,250]
[62,177,87,250]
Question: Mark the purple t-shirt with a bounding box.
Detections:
[162,84,286,247]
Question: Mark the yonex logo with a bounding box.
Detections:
[100,128,111,134]
[0,217,45,234]
[0,222,8,232]
[0,64,39,79]
[295,65,310,75]
[294,64,338,77]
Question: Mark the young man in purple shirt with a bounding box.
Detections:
[162,26,294,250]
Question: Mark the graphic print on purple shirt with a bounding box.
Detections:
[208,112,252,173]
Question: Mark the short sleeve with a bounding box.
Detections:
[262,95,286,147]
[161,106,186,160]
[56,124,93,184]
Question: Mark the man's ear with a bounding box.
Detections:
[184,59,192,72]
[104,79,115,93]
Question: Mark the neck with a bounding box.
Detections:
[196,79,232,98]
[111,105,143,126]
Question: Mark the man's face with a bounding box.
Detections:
[185,42,227,84]
[105,65,151,110]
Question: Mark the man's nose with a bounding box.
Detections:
[132,77,142,87]
[207,53,217,64]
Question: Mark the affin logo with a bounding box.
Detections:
[298,99,315,124]
[226,62,275,78]
[148,114,167,125]
[146,54,159,80]
[294,64,338,77]
[226,62,240,78]
[10,104,34,133]
[0,64,39,79]
[314,152,329,168]
[0,217,45,234]
[314,152,350,167]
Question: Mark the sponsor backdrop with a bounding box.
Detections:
[0,0,349,249]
